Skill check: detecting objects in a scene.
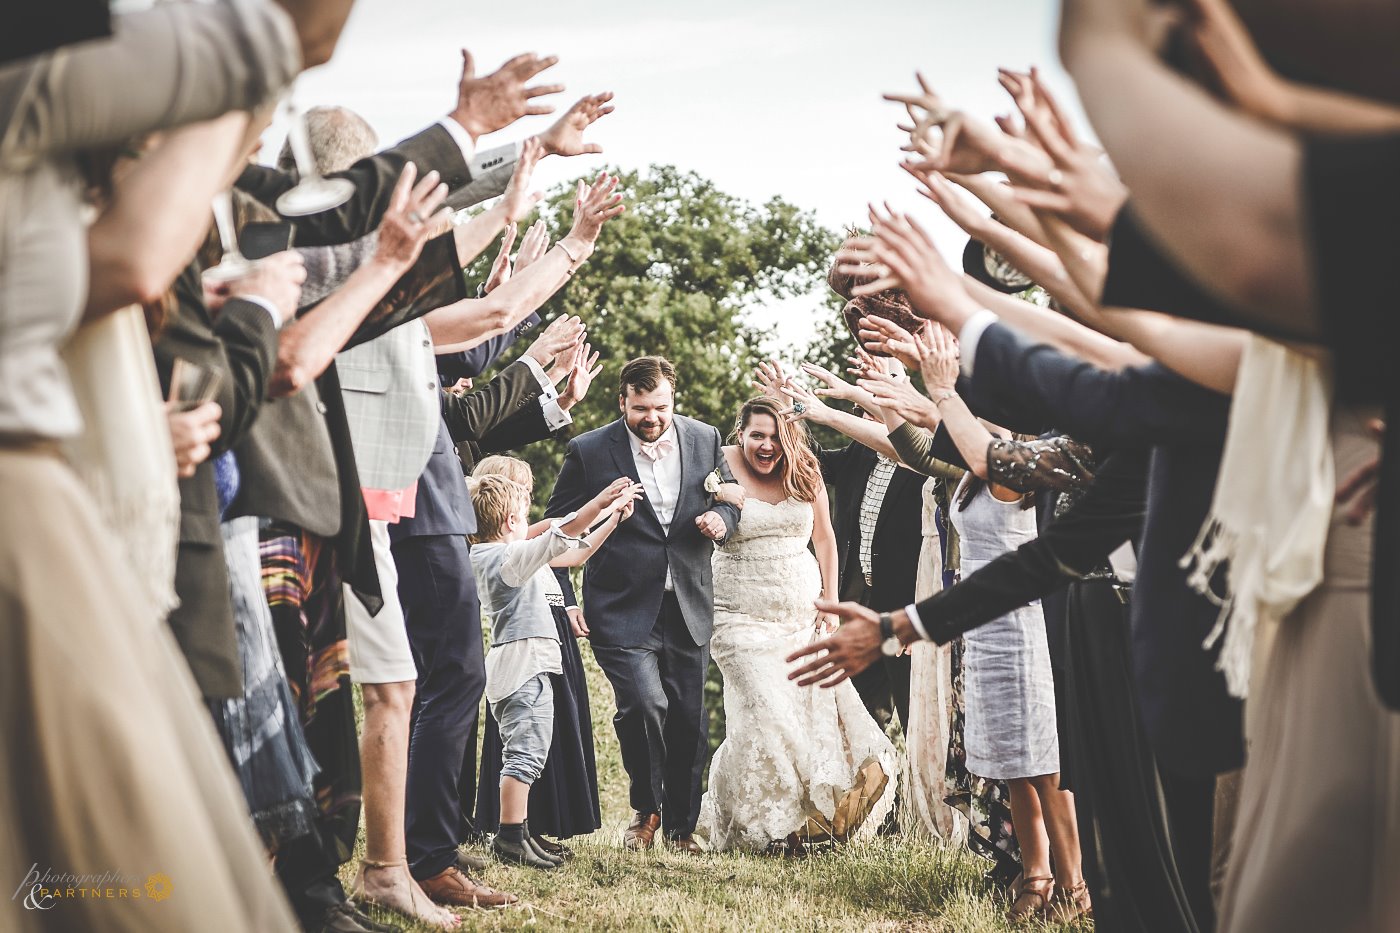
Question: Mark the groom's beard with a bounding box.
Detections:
[628,418,669,442]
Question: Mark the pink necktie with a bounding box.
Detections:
[639,438,675,462]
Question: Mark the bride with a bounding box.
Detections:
[697,397,896,853]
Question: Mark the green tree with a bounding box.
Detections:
[468,164,840,513]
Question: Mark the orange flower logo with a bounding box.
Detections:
[144,873,173,902]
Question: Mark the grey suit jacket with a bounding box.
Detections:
[545,416,740,647]
[338,318,439,492]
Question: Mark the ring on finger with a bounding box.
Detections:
[791,401,808,415]
[408,211,424,224]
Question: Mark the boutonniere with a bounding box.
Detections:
[703,469,723,495]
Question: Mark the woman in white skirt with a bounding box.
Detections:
[949,463,1084,923]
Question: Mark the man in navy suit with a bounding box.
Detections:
[546,356,741,853]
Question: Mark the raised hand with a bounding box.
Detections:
[372,163,451,272]
[857,368,940,430]
[525,314,586,372]
[852,314,926,371]
[777,375,832,426]
[887,71,1052,181]
[559,341,603,410]
[449,50,564,140]
[752,359,789,400]
[537,92,616,157]
[798,361,861,403]
[514,219,550,272]
[1005,68,1127,240]
[566,171,625,247]
[835,206,981,332]
[499,137,545,225]
[919,322,961,392]
[483,224,517,294]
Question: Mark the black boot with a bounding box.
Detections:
[493,822,556,870]
[522,820,564,866]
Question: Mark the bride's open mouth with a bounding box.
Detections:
[753,449,780,469]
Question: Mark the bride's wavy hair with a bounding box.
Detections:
[729,397,824,504]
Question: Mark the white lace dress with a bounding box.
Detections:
[697,497,897,851]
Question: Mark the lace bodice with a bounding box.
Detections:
[713,497,820,628]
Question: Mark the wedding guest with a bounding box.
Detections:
[469,474,640,867]
[0,1,305,929]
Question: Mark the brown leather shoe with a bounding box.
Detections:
[622,811,661,850]
[419,866,516,909]
[667,835,703,855]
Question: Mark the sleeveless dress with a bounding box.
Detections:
[696,497,897,851]
[948,481,1059,780]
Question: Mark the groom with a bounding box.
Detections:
[547,355,741,853]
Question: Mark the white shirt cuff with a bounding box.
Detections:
[436,117,477,164]
[541,397,572,432]
[472,142,520,178]
[547,512,589,548]
[235,294,283,329]
[904,602,933,642]
[519,354,553,391]
[957,308,999,379]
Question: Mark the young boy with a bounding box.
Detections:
[469,472,642,868]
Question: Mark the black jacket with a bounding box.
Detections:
[817,442,924,613]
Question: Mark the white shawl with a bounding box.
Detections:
[1180,335,1334,697]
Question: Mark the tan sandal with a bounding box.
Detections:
[1047,878,1093,924]
[1006,874,1053,923]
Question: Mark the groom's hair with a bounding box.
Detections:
[618,356,676,398]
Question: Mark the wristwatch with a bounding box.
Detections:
[878,612,901,657]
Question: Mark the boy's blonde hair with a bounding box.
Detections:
[468,474,530,544]
[473,455,534,489]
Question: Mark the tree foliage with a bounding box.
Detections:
[468,164,841,512]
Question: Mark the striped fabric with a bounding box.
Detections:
[858,455,899,581]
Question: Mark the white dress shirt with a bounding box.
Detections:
[630,423,682,590]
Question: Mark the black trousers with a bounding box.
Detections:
[590,592,709,839]
[1062,579,1205,933]
[393,534,485,880]
[845,580,912,731]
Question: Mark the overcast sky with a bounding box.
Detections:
[267,0,1080,355]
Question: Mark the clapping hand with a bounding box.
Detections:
[602,479,646,520]
[537,92,616,157]
[558,341,603,410]
[515,219,550,272]
[786,599,883,686]
[450,50,564,140]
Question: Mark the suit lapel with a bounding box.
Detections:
[610,420,663,530]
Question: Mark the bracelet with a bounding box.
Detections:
[932,389,957,407]
[556,240,583,269]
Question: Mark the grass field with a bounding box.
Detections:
[341,641,1089,931]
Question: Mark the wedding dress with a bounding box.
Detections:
[697,497,897,852]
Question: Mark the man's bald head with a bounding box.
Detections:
[277,105,379,175]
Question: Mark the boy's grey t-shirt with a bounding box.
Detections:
[471,519,585,703]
